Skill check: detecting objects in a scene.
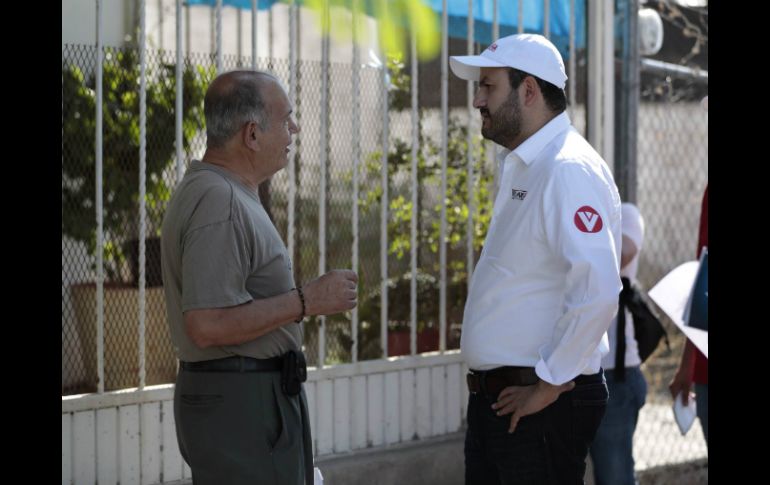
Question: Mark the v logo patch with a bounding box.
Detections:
[577,211,598,231]
[573,206,603,233]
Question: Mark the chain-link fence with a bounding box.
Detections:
[62,41,518,388]
[61,44,636,384]
[62,40,706,477]
[62,45,211,394]
[630,66,708,472]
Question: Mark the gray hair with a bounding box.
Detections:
[204,70,277,148]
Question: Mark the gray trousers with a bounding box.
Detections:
[174,369,313,485]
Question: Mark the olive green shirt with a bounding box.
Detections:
[161,160,301,361]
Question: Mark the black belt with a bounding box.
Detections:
[180,355,283,373]
[466,366,539,397]
[466,367,605,398]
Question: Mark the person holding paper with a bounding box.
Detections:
[669,184,708,446]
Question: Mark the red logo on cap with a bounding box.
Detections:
[488,43,498,52]
[574,206,603,233]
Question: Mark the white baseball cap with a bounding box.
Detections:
[450,34,567,89]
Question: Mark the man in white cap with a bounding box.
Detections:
[451,34,622,484]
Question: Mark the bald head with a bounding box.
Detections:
[204,70,281,149]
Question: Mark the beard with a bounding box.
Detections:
[480,92,522,148]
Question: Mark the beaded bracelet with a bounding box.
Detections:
[294,286,306,323]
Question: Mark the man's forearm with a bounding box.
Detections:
[680,339,697,372]
[184,289,302,348]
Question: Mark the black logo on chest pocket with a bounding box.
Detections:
[511,189,528,200]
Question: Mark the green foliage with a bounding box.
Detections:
[62,48,212,280]
[386,53,411,112]
[358,54,494,277]
[304,0,440,61]
[332,271,467,361]
[331,53,494,360]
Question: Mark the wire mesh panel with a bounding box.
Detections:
[295,62,391,363]
[183,52,216,165]
[262,57,292,242]
[293,60,323,366]
[351,66,388,361]
[324,60,358,365]
[62,45,210,393]
[633,68,708,468]
[63,35,708,477]
[62,1,707,481]
[62,42,517,390]
[636,103,707,289]
[62,44,211,394]
[62,44,598,390]
[62,45,99,395]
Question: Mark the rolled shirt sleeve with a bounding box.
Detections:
[535,162,622,385]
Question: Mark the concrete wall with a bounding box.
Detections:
[62,0,134,47]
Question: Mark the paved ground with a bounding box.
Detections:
[634,400,708,471]
[165,399,708,485]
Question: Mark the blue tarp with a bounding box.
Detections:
[429,0,586,56]
[186,0,585,58]
[187,0,278,9]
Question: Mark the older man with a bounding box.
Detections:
[161,70,357,485]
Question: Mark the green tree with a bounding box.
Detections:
[359,54,493,278]
[62,48,212,281]
[336,54,494,361]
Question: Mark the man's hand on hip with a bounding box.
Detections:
[492,379,575,433]
[303,269,358,316]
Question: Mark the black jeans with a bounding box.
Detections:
[465,371,608,485]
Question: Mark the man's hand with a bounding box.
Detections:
[303,269,358,316]
[669,340,696,405]
[492,380,575,433]
[668,369,693,405]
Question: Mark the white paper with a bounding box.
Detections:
[648,261,708,357]
[682,248,708,327]
[672,391,697,435]
[314,467,324,485]
[681,327,708,359]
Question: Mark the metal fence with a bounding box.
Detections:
[632,65,708,471]
[62,44,494,393]
[62,25,706,485]
[62,46,203,394]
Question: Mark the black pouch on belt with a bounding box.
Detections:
[281,350,307,396]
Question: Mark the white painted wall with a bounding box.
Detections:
[62,0,135,47]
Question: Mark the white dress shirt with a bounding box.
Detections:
[461,112,622,385]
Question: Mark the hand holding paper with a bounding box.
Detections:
[648,255,708,358]
[672,391,697,435]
